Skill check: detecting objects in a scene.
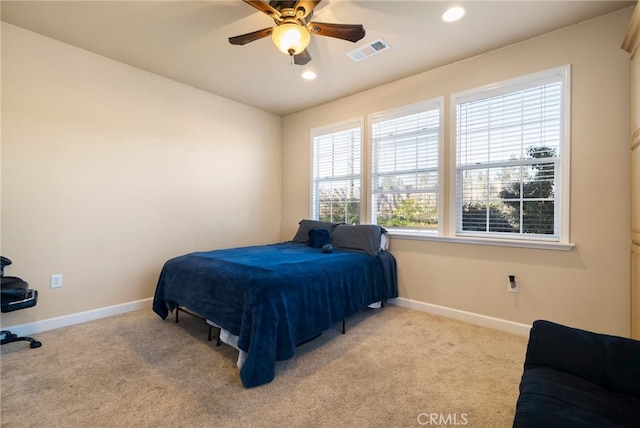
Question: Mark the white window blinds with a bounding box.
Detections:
[371,100,441,230]
[312,121,362,224]
[454,66,569,240]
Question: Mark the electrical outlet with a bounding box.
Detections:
[508,275,519,293]
[50,274,63,288]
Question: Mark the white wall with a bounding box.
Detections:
[1,23,282,325]
[281,9,633,336]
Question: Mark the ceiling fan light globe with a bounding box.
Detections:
[271,23,310,56]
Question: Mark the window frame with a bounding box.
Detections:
[449,65,572,248]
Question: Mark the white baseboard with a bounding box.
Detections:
[4,296,530,339]
[387,297,532,337]
[1,298,153,337]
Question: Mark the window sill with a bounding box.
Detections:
[387,231,575,251]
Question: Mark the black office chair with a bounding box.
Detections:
[1,256,41,348]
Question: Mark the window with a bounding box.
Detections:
[309,66,572,249]
[311,120,363,224]
[452,65,570,243]
[370,100,442,232]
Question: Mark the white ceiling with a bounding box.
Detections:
[1,1,635,116]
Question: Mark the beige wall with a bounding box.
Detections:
[281,9,633,336]
[1,23,282,325]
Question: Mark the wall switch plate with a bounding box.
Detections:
[50,274,63,288]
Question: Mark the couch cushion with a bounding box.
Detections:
[514,366,640,428]
[604,336,640,396]
[524,320,607,388]
[524,320,640,396]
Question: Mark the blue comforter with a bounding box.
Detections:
[152,242,398,387]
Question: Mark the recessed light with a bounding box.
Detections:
[302,71,317,80]
[442,6,465,23]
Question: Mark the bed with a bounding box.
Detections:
[152,221,398,387]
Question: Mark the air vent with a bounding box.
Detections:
[347,38,390,62]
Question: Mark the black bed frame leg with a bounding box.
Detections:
[207,324,222,346]
[342,319,346,334]
[174,305,222,344]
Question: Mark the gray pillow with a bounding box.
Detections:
[331,224,384,257]
[291,219,338,243]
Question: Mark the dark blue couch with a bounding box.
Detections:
[513,320,640,428]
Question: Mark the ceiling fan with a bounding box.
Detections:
[228,0,366,65]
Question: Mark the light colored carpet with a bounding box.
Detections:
[1,305,528,427]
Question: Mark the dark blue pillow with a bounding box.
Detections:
[308,228,331,248]
[291,219,339,243]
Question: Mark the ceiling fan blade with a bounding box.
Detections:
[294,0,321,19]
[243,0,281,19]
[294,49,312,65]
[228,27,274,46]
[308,22,365,43]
